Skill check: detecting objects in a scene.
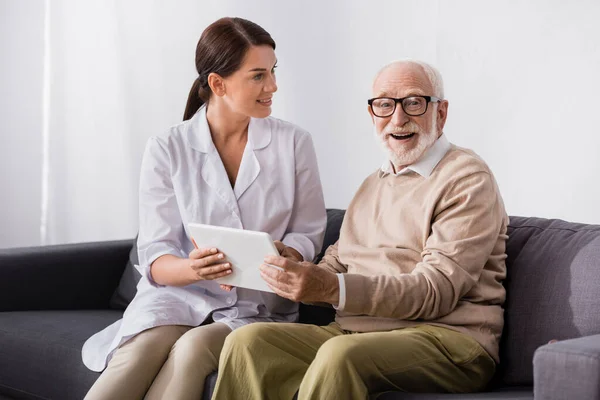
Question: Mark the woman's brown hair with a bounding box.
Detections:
[183,17,276,121]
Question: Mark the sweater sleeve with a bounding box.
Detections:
[340,171,505,320]
[317,241,348,274]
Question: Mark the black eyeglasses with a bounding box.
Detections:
[368,95,441,117]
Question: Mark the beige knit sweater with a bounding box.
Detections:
[318,145,509,363]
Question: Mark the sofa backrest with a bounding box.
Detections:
[109,236,141,310]
[499,216,600,386]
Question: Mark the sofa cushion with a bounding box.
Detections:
[0,310,122,400]
[203,372,218,399]
[109,238,141,310]
[498,216,600,386]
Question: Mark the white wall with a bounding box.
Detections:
[2,0,600,248]
[266,0,600,222]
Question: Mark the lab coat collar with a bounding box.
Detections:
[187,106,272,153]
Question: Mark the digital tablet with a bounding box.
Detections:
[187,223,282,293]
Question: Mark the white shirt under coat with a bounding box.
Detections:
[82,107,327,372]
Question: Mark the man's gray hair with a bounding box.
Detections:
[376,59,445,99]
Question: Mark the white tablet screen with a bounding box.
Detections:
[187,223,280,293]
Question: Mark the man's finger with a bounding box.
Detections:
[260,267,290,290]
[264,255,300,271]
[260,264,287,280]
[265,280,292,300]
[260,267,278,283]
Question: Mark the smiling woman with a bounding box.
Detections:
[81,17,327,400]
[183,17,277,121]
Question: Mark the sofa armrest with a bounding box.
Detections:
[0,239,133,311]
[534,334,600,400]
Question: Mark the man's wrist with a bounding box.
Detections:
[323,271,340,305]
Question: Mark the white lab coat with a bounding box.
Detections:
[82,107,327,372]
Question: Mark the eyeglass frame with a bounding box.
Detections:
[367,95,442,117]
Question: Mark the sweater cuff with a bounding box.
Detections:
[340,273,372,314]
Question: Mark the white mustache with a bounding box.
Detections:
[382,123,422,135]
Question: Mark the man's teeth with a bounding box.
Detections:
[390,132,415,139]
[258,99,270,103]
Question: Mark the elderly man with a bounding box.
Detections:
[211,60,508,400]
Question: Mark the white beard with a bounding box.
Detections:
[374,112,438,168]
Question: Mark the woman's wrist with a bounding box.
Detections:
[282,245,303,262]
[151,255,196,286]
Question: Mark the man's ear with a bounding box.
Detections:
[437,100,449,134]
[367,104,375,124]
[207,73,226,97]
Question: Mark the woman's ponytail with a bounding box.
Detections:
[183,77,204,121]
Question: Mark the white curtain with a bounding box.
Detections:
[43,0,215,244]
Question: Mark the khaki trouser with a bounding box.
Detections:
[85,322,231,400]
[211,322,495,400]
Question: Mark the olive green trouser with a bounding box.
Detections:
[211,322,495,400]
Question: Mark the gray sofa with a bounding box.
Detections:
[1,209,599,400]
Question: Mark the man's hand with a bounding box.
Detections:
[260,255,339,304]
[218,242,304,293]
